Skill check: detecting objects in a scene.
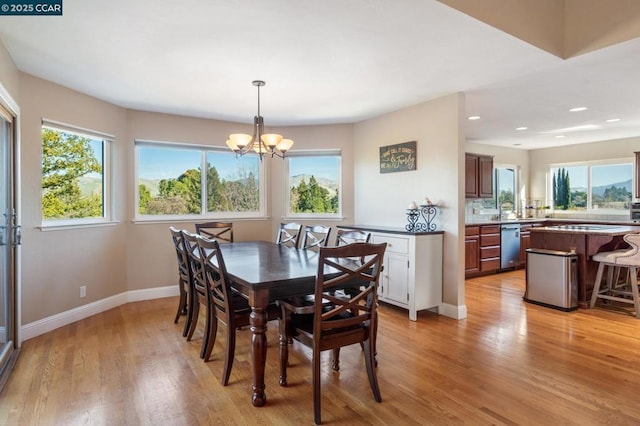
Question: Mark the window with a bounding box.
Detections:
[550,160,632,212]
[136,141,263,219]
[286,151,341,217]
[41,121,111,225]
[479,166,517,211]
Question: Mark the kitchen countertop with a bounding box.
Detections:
[530,224,640,236]
[466,218,640,227]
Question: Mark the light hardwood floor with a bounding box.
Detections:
[1,270,639,425]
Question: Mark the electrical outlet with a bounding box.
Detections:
[80,285,86,298]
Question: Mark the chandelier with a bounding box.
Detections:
[226,80,294,159]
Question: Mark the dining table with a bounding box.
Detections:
[217,240,333,407]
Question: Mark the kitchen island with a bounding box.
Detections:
[529,224,640,308]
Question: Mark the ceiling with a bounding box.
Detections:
[1,0,639,150]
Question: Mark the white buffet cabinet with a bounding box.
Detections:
[337,226,443,321]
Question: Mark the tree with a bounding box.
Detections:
[156,168,201,214]
[290,175,337,213]
[139,184,152,214]
[207,165,229,211]
[42,128,102,219]
[553,168,571,210]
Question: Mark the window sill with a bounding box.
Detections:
[132,216,269,225]
[39,220,120,231]
[282,215,345,221]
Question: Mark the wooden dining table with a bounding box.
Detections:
[217,240,329,407]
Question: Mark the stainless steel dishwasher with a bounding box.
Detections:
[500,223,520,269]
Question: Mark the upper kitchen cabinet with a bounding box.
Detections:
[465,153,493,198]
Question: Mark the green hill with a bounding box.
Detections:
[290,174,338,197]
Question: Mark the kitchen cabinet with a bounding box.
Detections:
[519,224,531,265]
[465,153,494,198]
[480,225,501,271]
[519,223,544,266]
[337,226,443,321]
[465,226,480,274]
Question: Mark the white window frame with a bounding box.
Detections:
[134,140,266,222]
[40,119,114,230]
[548,157,633,216]
[284,149,342,220]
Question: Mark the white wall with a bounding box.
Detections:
[354,93,466,317]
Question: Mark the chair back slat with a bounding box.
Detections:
[195,221,234,243]
[182,230,207,299]
[301,225,331,250]
[196,235,235,321]
[335,229,371,246]
[170,227,190,282]
[277,222,303,248]
[314,242,386,339]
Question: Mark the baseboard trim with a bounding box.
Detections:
[440,303,467,320]
[21,286,178,341]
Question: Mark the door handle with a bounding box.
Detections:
[12,225,21,246]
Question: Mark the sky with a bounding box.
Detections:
[288,156,338,180]
[554,164,632,188]
[137,146,339,181]
[137,147,258,180]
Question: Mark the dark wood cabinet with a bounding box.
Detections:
[465,224,502,277]
[465,226,480,274]
[478,155,494,198]
[479,225,501,271]
[465,153,493,198]
[465,155,479,198]
[519,225,531,265]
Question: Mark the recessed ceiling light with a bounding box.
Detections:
[513,143,522,146]
[515,127,528,131]
[606,118,621,123]
[467,116,480,120]
[569,107,588,112]
[555,135,566,138]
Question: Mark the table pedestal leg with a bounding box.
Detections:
[250,306,267,407]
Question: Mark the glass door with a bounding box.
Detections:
[0,102,18,390]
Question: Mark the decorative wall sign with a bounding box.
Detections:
[379,141,416,173]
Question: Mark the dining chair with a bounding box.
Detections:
[195,235,279,384]
[170,227,192,337]
[335,229,371,247]
[182,230,216,361]
[277,242,387,425]
[195,221,234,243]
[301,225,332,251]
[335,229,378,359]
[276,222,303,248]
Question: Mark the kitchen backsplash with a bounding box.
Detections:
[465,199,630,223]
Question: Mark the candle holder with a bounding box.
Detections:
[405,204,438,232]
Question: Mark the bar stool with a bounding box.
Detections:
[590,233,640,318]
